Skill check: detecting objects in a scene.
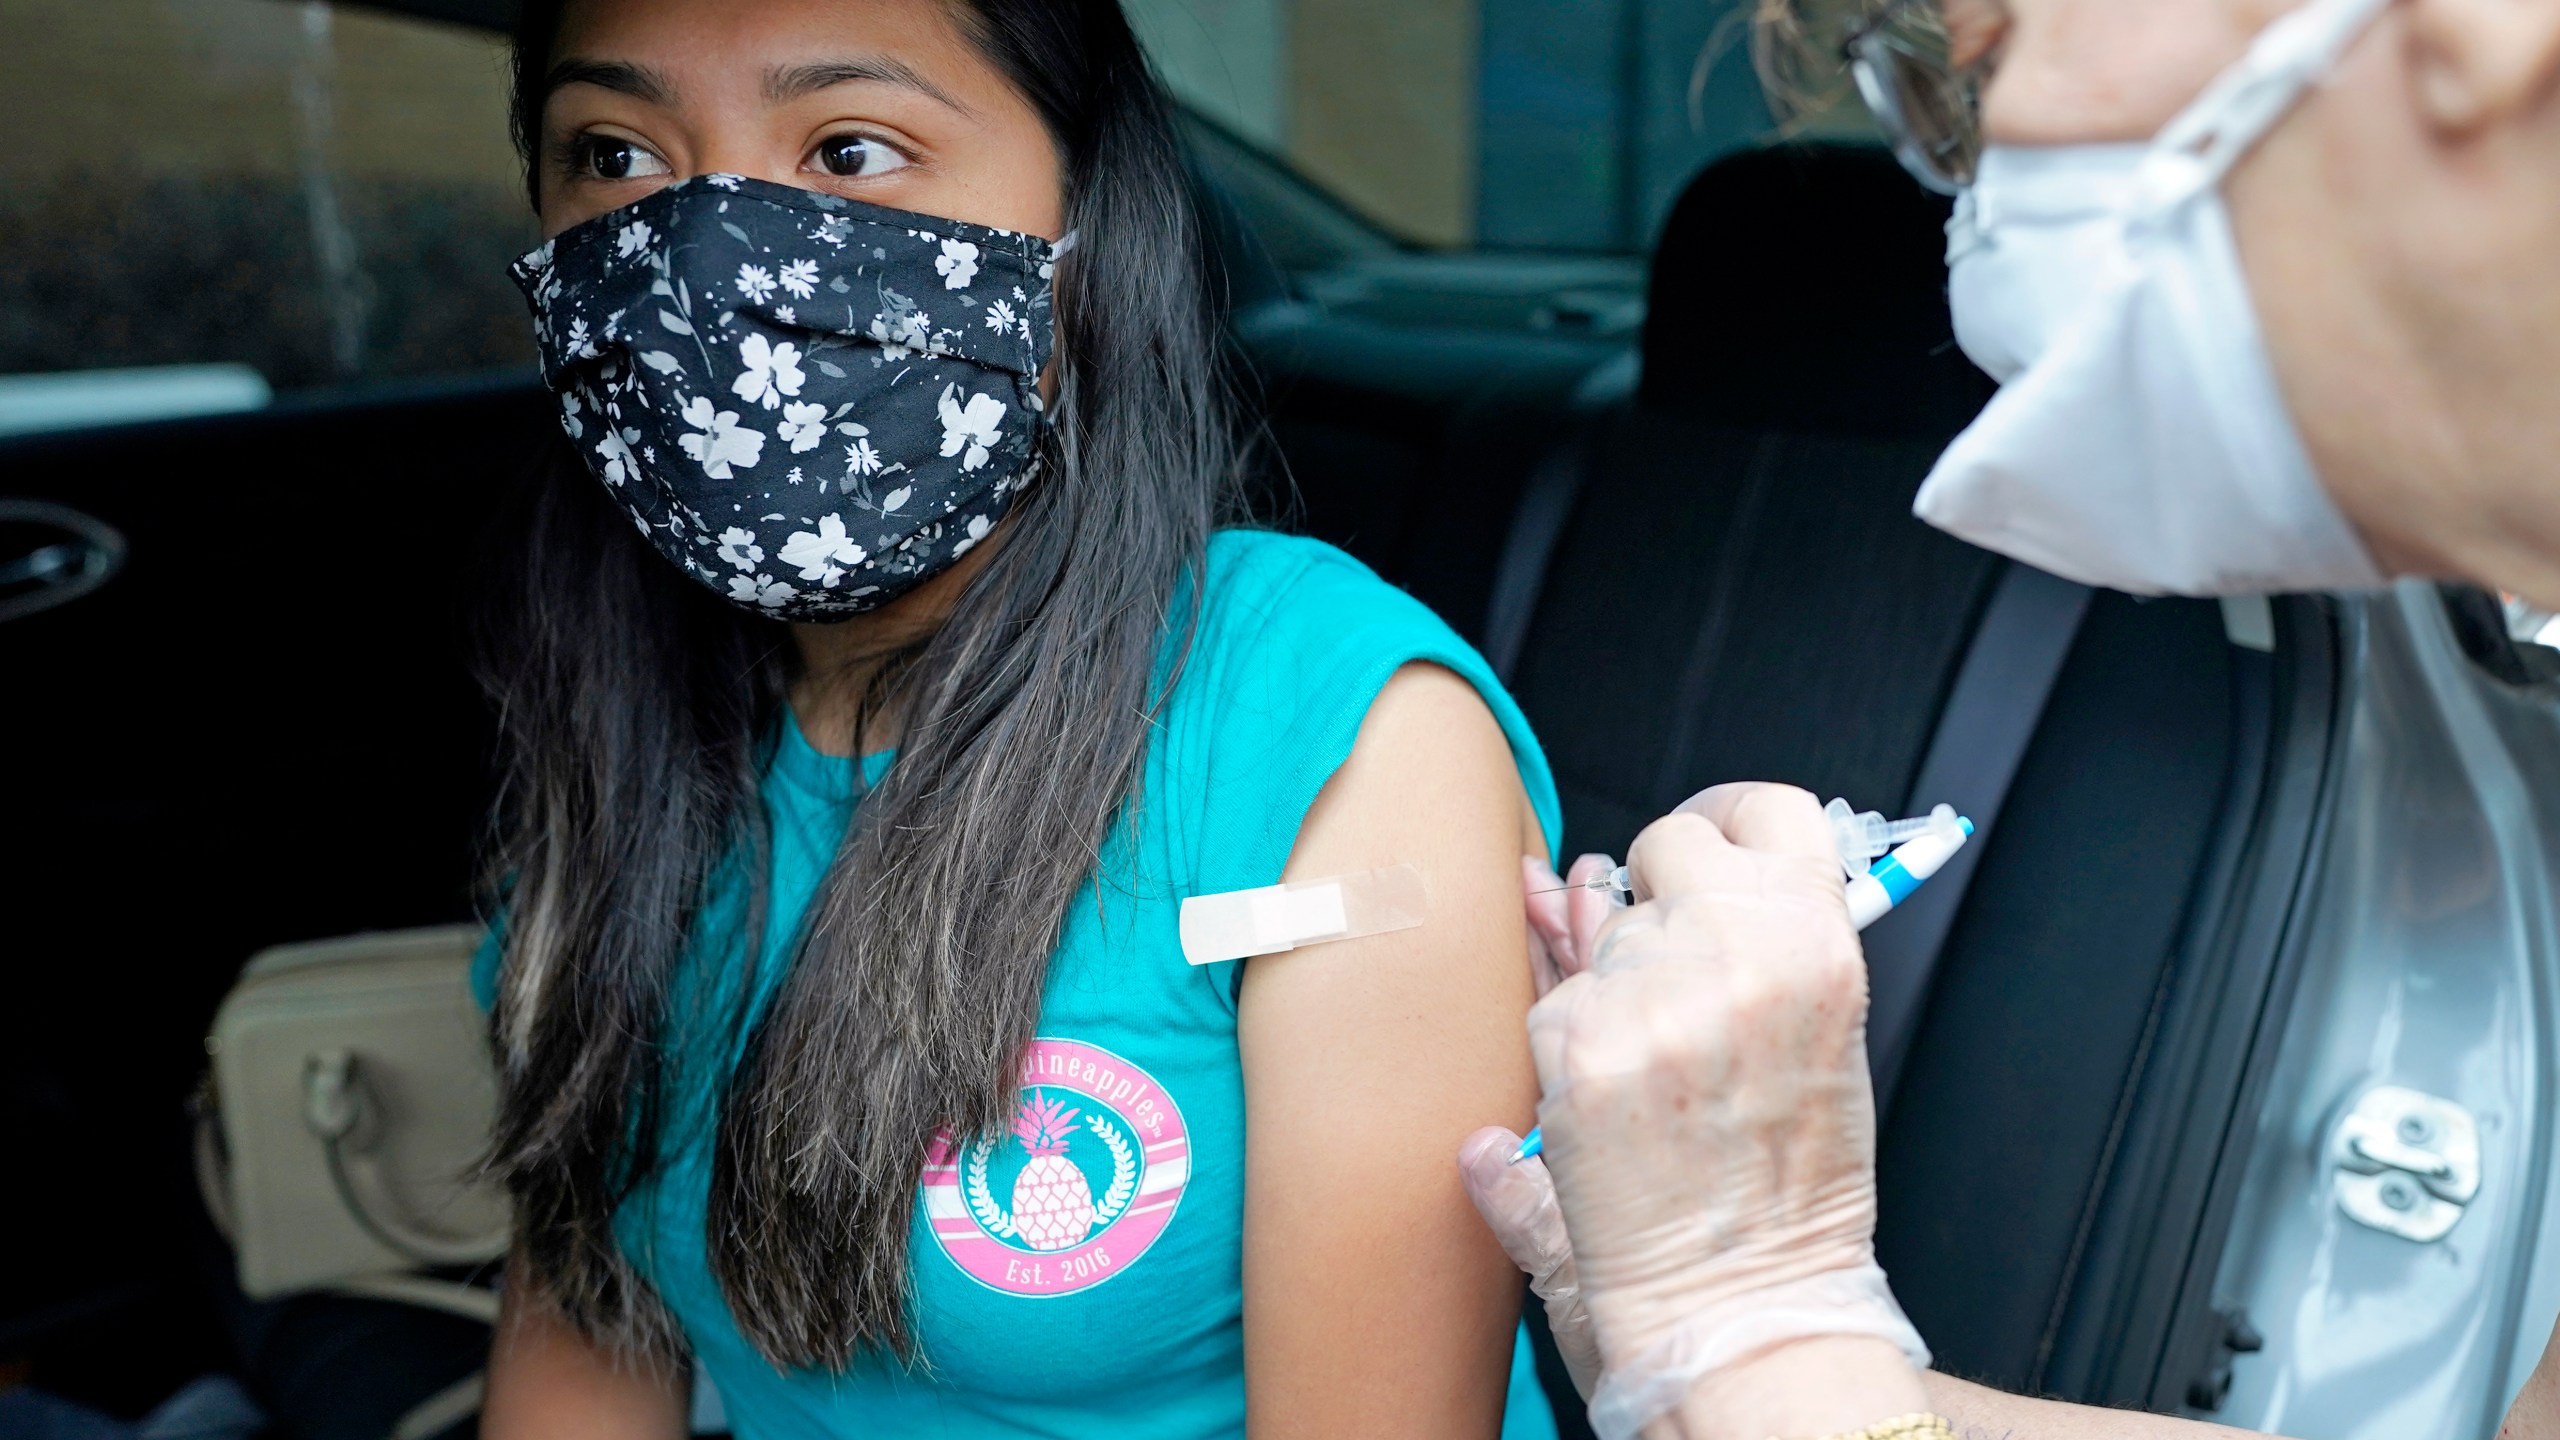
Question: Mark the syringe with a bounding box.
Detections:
[1830,798,1958,869]
[1531,800,1969,900]
[1511,806,1973,1165]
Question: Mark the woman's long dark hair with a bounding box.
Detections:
[481,0,1243,1368]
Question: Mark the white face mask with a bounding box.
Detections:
[1915,0,2391,597]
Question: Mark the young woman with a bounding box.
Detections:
[471,2,1561,1436]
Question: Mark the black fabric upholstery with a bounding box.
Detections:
[1640,144,1988,436]
[1499,141,2247,1399]
[1510,142,2001,857]
[1241,324,1606,642]
[1877,592,2235,1389]
[1511,414,2002,853]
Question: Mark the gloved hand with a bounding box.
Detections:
[1458,1126,1600,1399]
[1457,854,1618,1399]
[1523,850,1619,996]
[1495,785,1928,1439]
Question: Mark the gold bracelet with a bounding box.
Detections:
[1780,1414,1959,1440]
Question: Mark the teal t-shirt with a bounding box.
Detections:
[474,531,1565,1439]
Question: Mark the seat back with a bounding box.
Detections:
[1496,143,2258,1398]
[1506,143,2002,849]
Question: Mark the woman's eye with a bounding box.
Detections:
[811,135,909,180]
[578,136,670,182]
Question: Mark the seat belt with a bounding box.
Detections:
[1483,352,1641,684]
[1863,561,2094,1112]
[1483,429,1593,684]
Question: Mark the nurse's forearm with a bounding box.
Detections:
[1650,1336,1930,1438]
[1645,1356,2279,1439]
[1925,1373,2272,1439]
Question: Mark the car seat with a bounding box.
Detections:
[1475,142,2306,1421]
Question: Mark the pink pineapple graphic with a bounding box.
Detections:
[1009,1090,1097,1251]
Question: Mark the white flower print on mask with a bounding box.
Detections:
[938,385,1007,471]
[716,527,764,571]
[727,573,795,607]
[868,316,915,363]
[677,396,765,478]
[731,334,805,409]
[780,514,869,587]
[595,428,638,486]
[777,401,829,454]
[512,173,1061,621]
[936,237,982,290]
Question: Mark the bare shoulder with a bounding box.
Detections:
[1240,657,1542,1069]
[1284,660,1545,882]
[1233,661,1541,1434]
[1238,656,1540,1085]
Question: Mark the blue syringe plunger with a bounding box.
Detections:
[1556,799,1966,895]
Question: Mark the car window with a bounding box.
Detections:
[0,0,534,428]
[1128,0,1861,254]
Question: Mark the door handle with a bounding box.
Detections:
[0,498,126,624]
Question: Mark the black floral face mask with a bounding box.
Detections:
[511,174,1062,620]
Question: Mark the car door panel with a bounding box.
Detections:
[0,378,541,1340]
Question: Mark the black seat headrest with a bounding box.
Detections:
[1640,142,1992,437]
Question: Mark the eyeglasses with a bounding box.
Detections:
[1842,0,1983,195]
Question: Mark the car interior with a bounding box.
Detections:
[0,2,2372,1436]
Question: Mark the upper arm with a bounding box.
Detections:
[1237,662,1544,1439]
[482,1247,690,1440]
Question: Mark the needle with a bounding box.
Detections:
[1529,865,1631,898]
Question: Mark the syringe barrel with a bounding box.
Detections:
[1847,818,1975,929]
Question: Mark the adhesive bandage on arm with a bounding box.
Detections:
[1178,865,1429,966]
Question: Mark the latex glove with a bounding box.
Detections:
[1458,1125,1601,1399]
[1523,851,1621,995]
[1528,784,1928,1440]
[1460,853,1620,1396]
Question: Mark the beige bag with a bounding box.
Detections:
[195,925,510,1307]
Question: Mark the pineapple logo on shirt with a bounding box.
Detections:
[923,1037,1192,1297]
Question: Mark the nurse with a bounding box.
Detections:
[1459,0,2560,1436]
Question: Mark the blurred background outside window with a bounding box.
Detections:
[0,0,1847,426]
[1129,0,1851,251]
[0,0,532,427]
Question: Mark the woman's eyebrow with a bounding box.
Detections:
[763,57,979,118]
[546,58,678,107]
